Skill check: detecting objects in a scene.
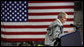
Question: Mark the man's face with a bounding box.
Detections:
[60,15,67,24]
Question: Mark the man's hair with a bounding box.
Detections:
[58,12,68,18]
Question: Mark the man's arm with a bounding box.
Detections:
[53,26,62,39]
[47,21,58,36]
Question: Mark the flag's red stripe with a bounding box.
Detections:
[67,18,74,21]
[28,19,55,22]
[63,25,72,27]
[1,25,73,28]
[1,37,45,41]
[28,19,74,22]
[28,6,74,9]
[28,12,74,15]
[28,1,74,3]
[28,15,74,16]
[64,31,68,33]
[1,31,68,35]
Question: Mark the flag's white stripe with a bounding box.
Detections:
[29,15,74,19]
[1,22,52,25]
[28,9,74,13]
[1,28,47,32]
[1,21,74,25]
[29,2,74,6]
[1,34,45,38]
[1,28,74,32]
[63,21,74,25]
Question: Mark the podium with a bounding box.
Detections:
[61,30,82,46]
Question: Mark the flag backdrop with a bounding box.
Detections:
[1,1,74,41]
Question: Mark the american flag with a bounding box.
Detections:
[1,1,74,41]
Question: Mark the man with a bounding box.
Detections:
[45,12,67,46]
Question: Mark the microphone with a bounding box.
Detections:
[70,24,78,29]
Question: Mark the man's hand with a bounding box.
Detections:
[68,30,74,33]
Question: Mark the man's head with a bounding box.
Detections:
[58,12,67,24]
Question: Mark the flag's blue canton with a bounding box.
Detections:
[1,1,28,22]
